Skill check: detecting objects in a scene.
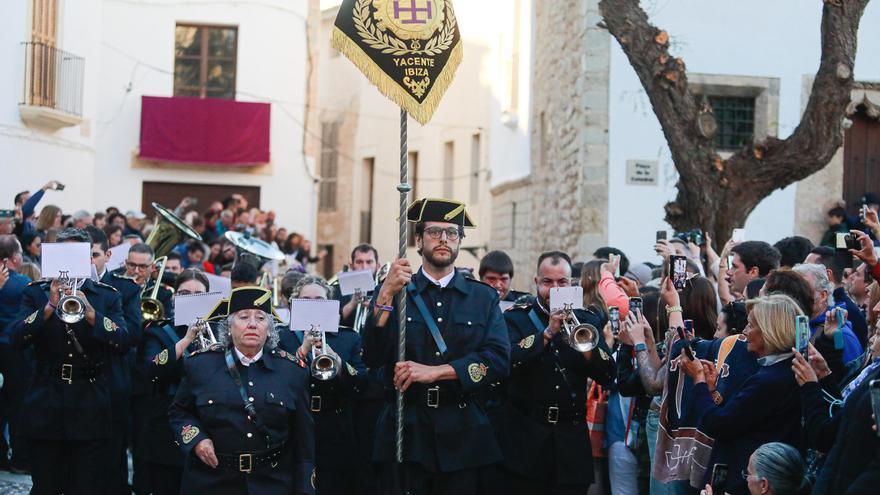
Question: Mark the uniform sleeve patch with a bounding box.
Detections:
[346,362,358,376]
[598,348,609,361]
[279,349,305,368]
[103,317,118,332]
[24,310,39,325]
[467,363,488,383]
[518,334,535,349]
[152,349,169,365]
[181,425,200,444]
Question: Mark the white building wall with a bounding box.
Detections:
[1,0,102,213]
[96,0,316,236]
[607,0,880,263]
[1,0,316,237]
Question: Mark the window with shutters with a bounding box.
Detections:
[319,122,341,211]
[174,24,238,99]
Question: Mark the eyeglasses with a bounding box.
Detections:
[741,469,762,481]
[125,261,151,270]
[423,226,461,241]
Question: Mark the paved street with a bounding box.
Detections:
[0,470,31,494]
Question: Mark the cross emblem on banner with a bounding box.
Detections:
[394,0,433,24]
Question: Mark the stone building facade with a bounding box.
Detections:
[491,0,610,289]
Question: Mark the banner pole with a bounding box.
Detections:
[395,108,410,468]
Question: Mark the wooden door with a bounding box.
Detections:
[843,109,880,207]
[141,182,261,218]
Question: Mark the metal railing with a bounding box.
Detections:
[21,41,85,117]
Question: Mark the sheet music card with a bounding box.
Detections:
[41,242,91,279]
[549,287,584,312]
[204,273,232,297]
[338,270,376,296]
[290,299,340,333]
[107,243,131,272]
[174,291,224,327]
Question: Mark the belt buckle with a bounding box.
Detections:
[61,364,73,384]
[547,406,559,425]
[426,386,440,408]
[310,395,322,412]
[239,453,253,473]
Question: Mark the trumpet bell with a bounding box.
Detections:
[310,353,341,381]
[58,295,86,324]
[566,323,600,352]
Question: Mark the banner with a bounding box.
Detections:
[332,0,462,124]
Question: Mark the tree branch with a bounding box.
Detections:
[599,0,871,243]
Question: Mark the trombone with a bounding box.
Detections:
[353,262,391,332]
[141,256,168,322]
[309,326,341,381]
[56,271,86,324]
[560,303,600,352]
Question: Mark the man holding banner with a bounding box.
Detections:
[362,198,510,493]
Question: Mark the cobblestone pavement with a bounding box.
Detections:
[0,470,32,494]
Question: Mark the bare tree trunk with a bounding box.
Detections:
[598,0,870,245]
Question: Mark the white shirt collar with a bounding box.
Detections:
[422,268,455,288]
[235,348,263,366]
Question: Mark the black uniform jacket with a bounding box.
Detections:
[169,345,315,495]
[278,327,368,469]
[361,268,511,473]
[136,323,189,466]
[7,278,130,440]
[501,300,616,485]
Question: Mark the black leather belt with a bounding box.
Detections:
[38,363,101,384]
[512,400,584,426]
[216,443,286,473]
[310,394,347,413]
[388,386,469,409]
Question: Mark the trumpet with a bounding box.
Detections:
[56,271,86,324]
[560,304,600,352]
[141,256,168,322]
[192,318,218,353]
[309,327,341,381]
[353,262,391,332]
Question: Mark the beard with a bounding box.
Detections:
[423,244,459,269]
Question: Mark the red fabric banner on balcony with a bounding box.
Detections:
[139,96,270,165]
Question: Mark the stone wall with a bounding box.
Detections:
[506,0,609,270]
[490,176,535,291]
[530,0,609,262]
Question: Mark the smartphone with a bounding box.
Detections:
[629,297,643,316]
[710,464,729,493]
[656,230,668,242]
[870,380,880,438]
[55,183,65,191]
[833,307,846,350]
[609,306,621,336]
[731,228,746,243]
[611,254,621,279]
[860,205,868,224]
[795,315,810,357]
[835,232,860,251]
[670,255,688,291]
[683,319,694,336]
[677,326,695,360]
[189,196,199,206]
[693,229,706,247]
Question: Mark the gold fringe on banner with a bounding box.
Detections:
[331,27,462,125]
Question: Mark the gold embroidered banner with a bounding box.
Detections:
[332,0,462,124]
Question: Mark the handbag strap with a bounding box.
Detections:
[224,349,275,447]
[406,282,448,359]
